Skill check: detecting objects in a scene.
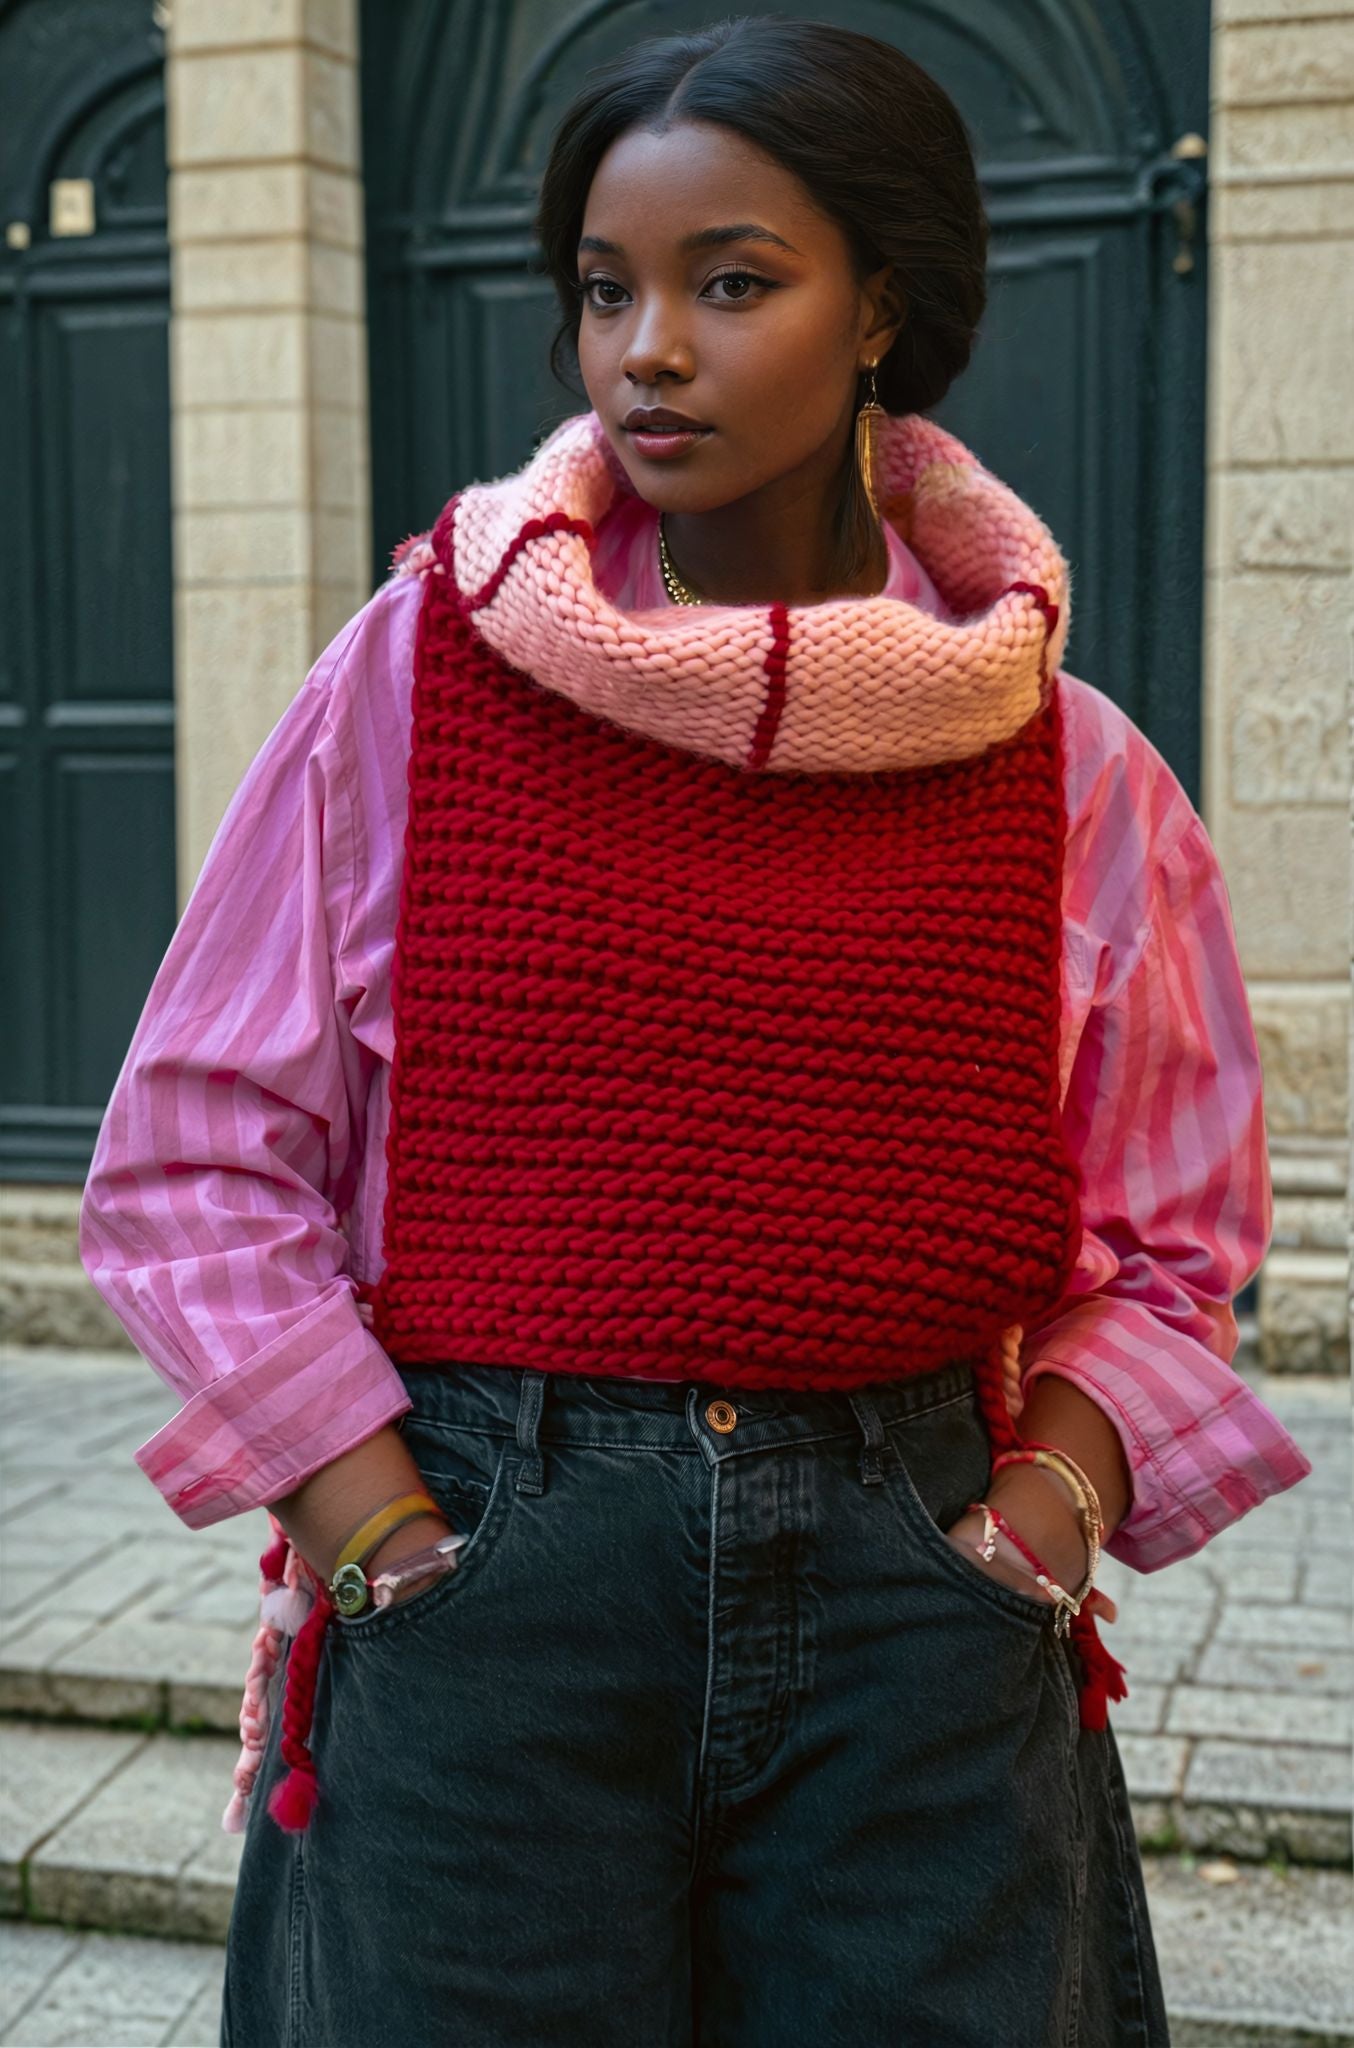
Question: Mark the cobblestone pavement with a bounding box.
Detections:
[1092,1369,1353,1867]
[1,1345,1350,2043]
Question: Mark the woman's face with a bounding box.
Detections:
[575,120,900,517]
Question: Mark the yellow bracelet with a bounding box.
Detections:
[333,1490,444,1575]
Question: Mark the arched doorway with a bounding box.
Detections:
[0,0,175,1182]
[360,0,1210,795]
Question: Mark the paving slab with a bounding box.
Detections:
[1106,1636,1201,1686]
[1142,1857,1354,2046]
[1209,1604,1353,1652]
[0,1922,221,2046]
[1117,1732,1191,1801]
[1165,1684,1352,1748]
[2,1613,260,1736]
[27,1731,244,1942]
[0,1922,82,2035]
[1194,1643,1354,1698]
[0,1477,64,1520]
[0,1621,161,1727]
[0,1725,148,1916]
[173,1970,226,2048]
[1107,1679,1169,1734]
[1304,1557,1354,1608]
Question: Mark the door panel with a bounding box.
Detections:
[0,0,175,1181]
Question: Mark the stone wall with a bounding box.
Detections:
[156,2,1352,1371]
[166,0,369,895]
[1205,1,1353,1368]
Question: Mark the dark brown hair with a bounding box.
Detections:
[531,13,989,588]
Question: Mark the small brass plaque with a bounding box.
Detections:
[51,179,96,238]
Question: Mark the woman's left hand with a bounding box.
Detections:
[942,1464,1118,1623]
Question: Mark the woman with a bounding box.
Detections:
[80,18,1311,2046]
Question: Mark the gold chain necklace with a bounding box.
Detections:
[658,512,702,606]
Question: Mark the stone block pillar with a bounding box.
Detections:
[1206,4,1353,1368]
[165,0,369,894]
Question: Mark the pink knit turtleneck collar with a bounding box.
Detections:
[398,408,1070,777]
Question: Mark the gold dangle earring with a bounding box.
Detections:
[854,359,885,520]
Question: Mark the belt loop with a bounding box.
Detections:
[514,1368,549,1495]
[847,1389,887,1486]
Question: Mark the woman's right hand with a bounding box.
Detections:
[268,1420,453,1592]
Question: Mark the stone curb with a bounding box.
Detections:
[2,1859,1351,2045]
[2,1725,242,1945]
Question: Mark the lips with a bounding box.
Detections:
[623,417,711,433]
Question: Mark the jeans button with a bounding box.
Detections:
[705,1399,738,1434]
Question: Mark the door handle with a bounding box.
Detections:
[1138,133,1208,277]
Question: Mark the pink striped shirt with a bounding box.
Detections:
[78,502,1312,1570]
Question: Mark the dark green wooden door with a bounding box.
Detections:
[0,0,175,1182]
[361,0,1209,798]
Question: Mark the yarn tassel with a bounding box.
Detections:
[222,1514,291,1833]
[220,1517,318,1835]
[259,1540,313,1638]
[1069,1592,1130,1730]
[266,1572,335,1833]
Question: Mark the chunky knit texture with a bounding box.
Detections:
[251,411,1130,1837]
[368,408,1082,1400]
[399,409,1071,775]
[366,517,1082,1392]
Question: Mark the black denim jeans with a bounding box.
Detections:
[222,1359,1169,2047]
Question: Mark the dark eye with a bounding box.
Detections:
[579,276,626,308]
[703,269,771,302]
[578,269,774,309]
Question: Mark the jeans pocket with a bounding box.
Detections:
[332,1419,517,1641]
[883,1392,1058,1630]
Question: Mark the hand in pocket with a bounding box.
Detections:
[941,1509,1119,1624]
[367,1513,460,1606]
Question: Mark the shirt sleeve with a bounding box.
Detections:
[78,598,413,1530]
[1019,811,1314,1573]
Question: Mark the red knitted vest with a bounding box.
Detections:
[366,498,1083,1395]
[257,495,1121,1839]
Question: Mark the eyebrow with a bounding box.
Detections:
[577,223,801,259]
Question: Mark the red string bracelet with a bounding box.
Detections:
[965,1498,1054,1582]
[962,1499,1130,1721]
[964,1497,1087,1634]
[993,1503,1056,1578]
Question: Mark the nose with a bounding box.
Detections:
[619,306,694,389]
